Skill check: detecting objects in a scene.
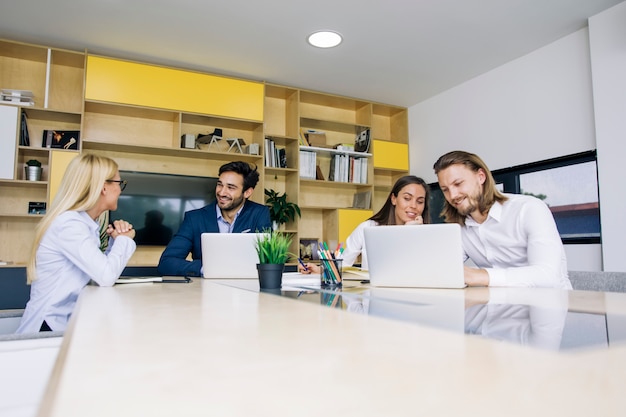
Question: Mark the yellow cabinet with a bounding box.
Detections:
[323,208,373,246]
[85,56,264,122]
[372,140,408,171]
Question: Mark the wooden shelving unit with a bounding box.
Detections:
[1,38,409,267]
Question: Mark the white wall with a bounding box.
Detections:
[409,28,596,184]
[589,2,626,272]
[408,27,606,271]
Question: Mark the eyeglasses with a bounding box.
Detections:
[106,179,127,191]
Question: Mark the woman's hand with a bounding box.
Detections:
[107,220,136,239]
[405,215,424,225]
[298,263,320,274]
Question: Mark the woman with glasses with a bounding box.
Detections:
[16,153,136,334]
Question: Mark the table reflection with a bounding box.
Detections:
[331,287,611,351]
[464,302,567,351]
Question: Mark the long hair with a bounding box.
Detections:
[433,150,507,225]
[370,175,431,225]
[27,154,119,283]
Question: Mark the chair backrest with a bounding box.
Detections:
[568,271,626,293]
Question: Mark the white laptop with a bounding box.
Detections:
[363,224,466,288]
[201,233,265,279]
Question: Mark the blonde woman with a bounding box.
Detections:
[16,154,136,334]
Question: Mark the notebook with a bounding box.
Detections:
[363,224,466,288]
[201,233,265,279]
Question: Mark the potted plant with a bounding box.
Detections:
[25,159,42,181]
[255,230,293,289]
[264,188,301,230]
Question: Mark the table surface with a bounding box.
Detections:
[38,276,626,417]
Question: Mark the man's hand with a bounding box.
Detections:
[464,266,489,286]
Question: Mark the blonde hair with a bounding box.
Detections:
[27,154,119,283]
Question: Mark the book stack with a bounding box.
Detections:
[264,137,287,168]
[299,149,317,179]
[1,89,34,106]
[328,154,368,184]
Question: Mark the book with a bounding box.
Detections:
[278,148,287,168]
[115,276,163,284]
[28,201,47,214]
[352,191,372,209]
[19,111,30,146]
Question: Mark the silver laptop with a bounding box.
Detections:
[201,233,265,279]
[363,224,466,288]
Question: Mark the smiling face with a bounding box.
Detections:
[215,171,252,215]
[436,163,486,219]
[390,183,427,224]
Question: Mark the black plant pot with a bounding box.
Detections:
[257,263,284,289]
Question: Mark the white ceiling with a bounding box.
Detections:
[1,0,622,107]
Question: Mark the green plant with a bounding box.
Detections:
[255,230,294,264]
[264,189,301,225]
[26,159,42,167]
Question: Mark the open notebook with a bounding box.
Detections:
[363,224,466,288]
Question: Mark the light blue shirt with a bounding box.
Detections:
[16,211,136,333]
[215,204,244,233]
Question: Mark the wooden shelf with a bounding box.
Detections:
[0,179,48,187]
[299,145,371,158]
[299,178,371,188]
[0,213,44,219]
[82,140,262,163]
[300,117,369,135]
[265,167,298,176]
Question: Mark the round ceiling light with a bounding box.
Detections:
[307,31,343,48]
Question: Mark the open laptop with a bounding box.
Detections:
[201,233,265,279]
[363,224,466,288]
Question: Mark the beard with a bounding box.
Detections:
[452,192,480,217]
[217,193,245,212]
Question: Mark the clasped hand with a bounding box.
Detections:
[107,219,136,239]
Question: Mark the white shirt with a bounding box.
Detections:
[343,220,378,270]
[16,211,136,333]
[462,194,571,289]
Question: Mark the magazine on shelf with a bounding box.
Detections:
[354,129,371,153]
[1,89,34,106]
[42,130,80,150]
[19,111,30,146]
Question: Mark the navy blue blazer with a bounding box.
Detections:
[157,200,271,277]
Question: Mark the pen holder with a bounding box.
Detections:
[320,259,342,287]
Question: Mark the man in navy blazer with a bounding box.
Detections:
[158,161,271,277]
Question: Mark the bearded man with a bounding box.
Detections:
[158,161,271,277]
[434,150,571,289]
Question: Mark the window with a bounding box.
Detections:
[429,151,600,244]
